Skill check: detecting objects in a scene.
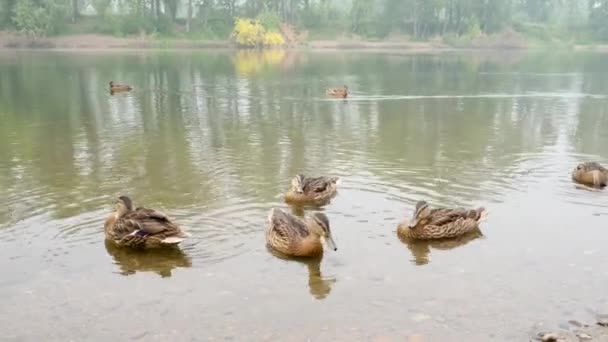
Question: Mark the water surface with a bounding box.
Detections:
[1,50,608,341]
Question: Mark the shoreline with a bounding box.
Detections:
[0,32,606,53]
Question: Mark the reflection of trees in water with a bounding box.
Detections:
[574,100,608,156]
[266,246,336,300]
[0,52,605,223]
[398,229,484,266]
[572,54,608,157]
[104,239,192,278]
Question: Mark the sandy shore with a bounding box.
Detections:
[0,32,232,49]
[0,32,517,53]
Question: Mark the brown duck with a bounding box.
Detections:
[326,85,348,98]
[104,196,190,249]
[398,201,487,240]
[284,174,340,206]
[109,81,132,93]
[571,162,608,187]
[266,208,337,257]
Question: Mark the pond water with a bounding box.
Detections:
[1,50,608,341]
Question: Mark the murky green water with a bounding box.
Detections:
[1,50,608,341]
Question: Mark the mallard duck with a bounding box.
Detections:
[266,208,337,257]
[397,201,487,240]
[109,81,132,93]
[104,196,190,249]
[571,162,608,187]
[326,85,348,98]
[284,174,340,206]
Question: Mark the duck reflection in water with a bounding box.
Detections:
[104,240,192,277]
[398,230,484,266]
[266,246,336,300]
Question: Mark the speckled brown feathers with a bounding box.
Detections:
[326,85,348,98]
[572,162,608,188]
[397,201,487,240]
[266,208,337,257]
[284,174,340,206]
[104,196,189,249]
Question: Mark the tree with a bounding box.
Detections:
[1,0,17,28]
[71,0,78,23]
[92,0,111,18]
[589,0,608,40]
[12,0,68,38]
[186,0,193,32]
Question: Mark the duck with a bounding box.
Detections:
[284,174,340,206]
[104,196,190,249]
[571,162,608,188]
[326,85,348,98]
[109,81,132,93]
[266,208,337,257]
[397,201,487,240]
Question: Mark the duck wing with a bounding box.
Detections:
[430,208,484,226]
[303,177,336,193]
[269,209,310,238]
[123,208,177,235]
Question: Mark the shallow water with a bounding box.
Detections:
[1,50,608,341]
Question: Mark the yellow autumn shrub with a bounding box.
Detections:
[232,17,285,47]
[263,31,285,46]
[232,18,265,47]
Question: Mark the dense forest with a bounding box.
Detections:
[1,0,608,44]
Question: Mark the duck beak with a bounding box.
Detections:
[324,235,338,251]
[408,219,418,229]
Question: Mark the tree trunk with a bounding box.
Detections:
[186,0,192,32]
[72,0,79,23]
[155,0,161,31]
[3,0,16,26]
[413,1,418,38]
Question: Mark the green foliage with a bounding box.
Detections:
[91,0,112,18]
[1,0,607,45]
[256,9,281,31]
[589,0,608,41]
[12,0,68,37]
[1,0,16,28]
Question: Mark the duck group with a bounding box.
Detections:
[105,161,608,258]
[102,81,607,259]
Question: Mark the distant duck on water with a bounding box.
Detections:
[326,85,348,98]
[109,81,132,93]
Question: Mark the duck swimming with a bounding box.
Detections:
[104,196,190,249]
[284,174,340,206]
[326,85,348,98]
[266,208,337,257]
[571,162,608,188]
[398,201,487,240]
[109,81,132,93]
